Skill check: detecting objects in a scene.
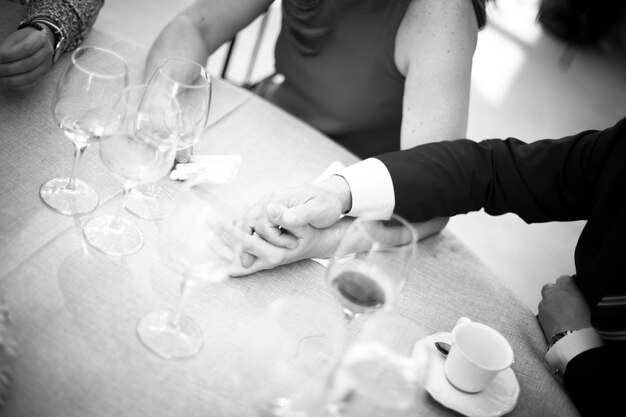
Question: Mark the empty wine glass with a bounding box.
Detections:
[245,297,346,417]
[82,84,179,256]
[326,214,417,322]
[136,191,241,359]
[41,46,128,215]
[327,313,426,415]
[126,58,211,220]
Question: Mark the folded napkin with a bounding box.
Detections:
[170,154,242,186]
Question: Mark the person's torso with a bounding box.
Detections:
[575,118,626,307]
[271,0,412,158]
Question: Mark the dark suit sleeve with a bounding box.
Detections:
[564,343,626,415]
[375,118,625,223]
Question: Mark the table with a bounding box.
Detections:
[0,2,579,416]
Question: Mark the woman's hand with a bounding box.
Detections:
[0,27,54,89]
[538,275,592,343]
[231,217,352,277]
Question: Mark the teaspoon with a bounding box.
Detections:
[434,341,451,357]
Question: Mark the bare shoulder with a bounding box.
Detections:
[395,0,479,75]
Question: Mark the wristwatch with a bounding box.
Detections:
[19,18,66,63]
[548,330,575,348]
[544,328,605,383]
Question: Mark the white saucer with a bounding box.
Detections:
[412,332,520,417]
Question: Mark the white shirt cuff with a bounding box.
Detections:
[544,327,605,381]
[341,158,395,219]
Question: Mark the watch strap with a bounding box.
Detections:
[548,330,575,348]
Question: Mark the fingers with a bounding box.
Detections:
[236,230,291,274]
[555,275,573,286]
[244,203,298,249]
[0,46,52,88]
[540,282,555,297]
[0,28,47,64]
[541,275,573,295]
[256,204,299,248]
[240,251,257,269]
[283,199,341,228]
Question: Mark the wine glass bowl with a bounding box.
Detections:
[82,84,179,256]
[326,214,417,320]
[41,46,128,216]
[125,58,211,221]
[148,57,212,150]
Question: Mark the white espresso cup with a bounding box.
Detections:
[444,317,514,393]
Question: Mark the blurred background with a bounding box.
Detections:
[95,0,626,312]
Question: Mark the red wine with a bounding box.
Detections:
[331,270,386,312]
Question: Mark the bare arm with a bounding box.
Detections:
[393,0,478,235]
[395,0,478,149]
[144,0,273,79]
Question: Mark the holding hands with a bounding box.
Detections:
[233,176,354,276]
[234,174,445,276]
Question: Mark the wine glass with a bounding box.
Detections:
[245,297,346,417]
[326,214,417,322]
[82,84,179,256]
[125,58,212,220]
[327,313,426,414]
[40,46,128,216]
[136,191,241,359]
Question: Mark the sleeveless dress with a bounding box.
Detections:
[267,0,486,159]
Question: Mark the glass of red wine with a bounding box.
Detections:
[326,214,417,322]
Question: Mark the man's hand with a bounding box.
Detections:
[245,175,352,249]
[0,27,54,89]
[538,275,592,343]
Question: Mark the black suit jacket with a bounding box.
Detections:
[376,118,626,415]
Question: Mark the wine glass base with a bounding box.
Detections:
[136,310,203,359]
[83,215,144,256]
[125,185,174,220]
[40,177,99,216]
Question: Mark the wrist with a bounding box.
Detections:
[19,18,66,63]
[37,22,58,48]
[22,22,55,50]
[318,175,353,214]
[544,327,604,382]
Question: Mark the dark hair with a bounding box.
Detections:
[473,0,491,30]
[283,0,493,55]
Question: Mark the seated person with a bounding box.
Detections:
[0,0,103,88]
[236,117,626,416]
[145,0,491,158]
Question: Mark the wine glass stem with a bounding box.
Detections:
[111,185,132,230]
[170,277,191,329]
[143,182,157,198]
[66,142,88,191]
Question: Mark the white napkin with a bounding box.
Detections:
[170,154,242,186]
